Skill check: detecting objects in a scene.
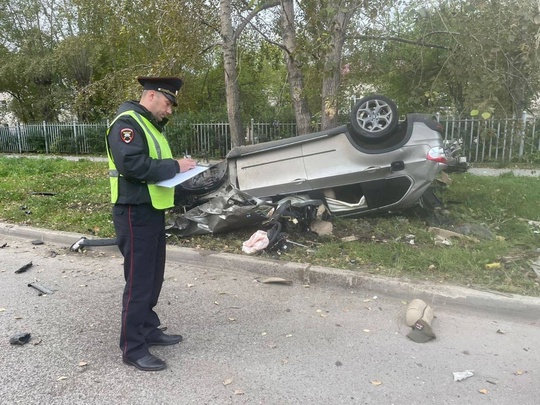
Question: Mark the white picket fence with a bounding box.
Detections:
[437,112,539,163]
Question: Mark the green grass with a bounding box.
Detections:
[0,157,114,236]
[1,156,540,296]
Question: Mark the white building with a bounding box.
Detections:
[0,92,17,126]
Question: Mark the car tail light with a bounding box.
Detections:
[427,147,447,164]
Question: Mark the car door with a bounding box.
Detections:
[302,130,391,190]
[231,144,310,197]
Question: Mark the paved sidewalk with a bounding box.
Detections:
[468,167,540,177]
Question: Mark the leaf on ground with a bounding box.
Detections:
[223,378,233,386]
[370,380,382,386]
[79,361,88,367]
[57,376,68,381]
[478,388,488,394]
[234,390,245,395]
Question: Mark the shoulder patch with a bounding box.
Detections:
[120,128,134,144]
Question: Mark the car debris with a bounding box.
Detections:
[443,139,469,174]
[453,370,474,382]
[29,192,56,196]
[69,236,117,252]
[242,230,270,254]
[168,187,275,237]
[309,218,333,236]
[14,261,33,274]
[405,299,436,343]
[9,332,31,345]
[28,282,54,295]
[428,227,480,245]
[284,239,311,249]
[168,188,321,242]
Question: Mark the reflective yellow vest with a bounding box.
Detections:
[106,111,175,209]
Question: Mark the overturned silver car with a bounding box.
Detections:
[176,95,448,219]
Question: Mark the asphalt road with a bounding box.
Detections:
[1,228,539,405]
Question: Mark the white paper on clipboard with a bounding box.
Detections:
[156,165,209,188]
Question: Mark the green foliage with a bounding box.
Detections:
[349,0,540,117]
[1,0,540,127]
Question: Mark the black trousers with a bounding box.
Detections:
[113,203,166,360]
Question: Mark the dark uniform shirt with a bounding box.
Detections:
[107,101,180,206]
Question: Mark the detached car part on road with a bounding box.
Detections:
[176,95,448,220]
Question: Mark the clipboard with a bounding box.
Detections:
[156,165,210,188]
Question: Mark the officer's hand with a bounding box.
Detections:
[178,158,197,172]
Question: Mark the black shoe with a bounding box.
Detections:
[123,354,166,371]
[146,333,183,347]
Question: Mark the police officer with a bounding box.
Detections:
[106,76,196,371]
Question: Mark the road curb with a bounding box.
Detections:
[2,222,540,319]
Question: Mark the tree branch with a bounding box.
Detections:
[199,43,221,55]
[247,19,289,54]
[354,34,450,50]
[233,1,280,42]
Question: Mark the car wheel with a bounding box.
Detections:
[350,95,399,142]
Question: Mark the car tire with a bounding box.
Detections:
[350,95,399,142]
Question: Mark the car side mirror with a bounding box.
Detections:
[391,161,405,172]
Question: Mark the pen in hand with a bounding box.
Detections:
[177,155,196,172]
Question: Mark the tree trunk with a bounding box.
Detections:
[280,0,312,135]
[219,0,244,147]
[321,8,354,130]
